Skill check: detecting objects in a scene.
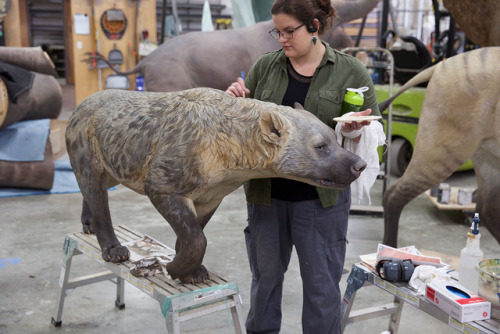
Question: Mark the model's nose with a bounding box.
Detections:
[352,159,367,176]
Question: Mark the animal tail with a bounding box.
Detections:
[378,65,437,111]
[85,52,142,76]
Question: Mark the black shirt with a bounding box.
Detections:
[270,59,320,202]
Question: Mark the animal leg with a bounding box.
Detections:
[473,148,500,244]
[174,203,221,282]
[81,199,93,234]
[383,154,469,247]
[148,193,208,283]
[78,175,128,263]
[383,79,484,247]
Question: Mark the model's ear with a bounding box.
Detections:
[259,109,285,145]
[294,102,305,110]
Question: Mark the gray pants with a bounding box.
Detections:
[244,188,351,334]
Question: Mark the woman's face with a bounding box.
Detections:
[271,13,312,59]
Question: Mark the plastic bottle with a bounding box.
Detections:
[458,213,483,294]
[340,86,369,116]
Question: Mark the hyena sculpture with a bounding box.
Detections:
[66,88,366,283]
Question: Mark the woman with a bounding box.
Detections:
[226,0,381,333]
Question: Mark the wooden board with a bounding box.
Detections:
[49,120,68,160]
[69,225,232,297]
[3,0,30,47]
[424,188,476,211]
[0,78,7,128]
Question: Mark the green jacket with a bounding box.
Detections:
[244,42,381,208]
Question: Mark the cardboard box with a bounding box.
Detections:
[426,280,491,322]
[49,119,68,160]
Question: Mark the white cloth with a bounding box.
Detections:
[335,113,386,205]
[408,265,451,296]
[201,0,214,31]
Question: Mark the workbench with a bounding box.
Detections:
[51,225,245,333]
[341,263,500,333]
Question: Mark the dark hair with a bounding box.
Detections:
[271,0,336,35]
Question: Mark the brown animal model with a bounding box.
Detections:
[66,88,367,283]
[379,47,500,247]
[95,0,380,92]
[443,0,500,47]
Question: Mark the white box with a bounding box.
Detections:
[426,280,491,322]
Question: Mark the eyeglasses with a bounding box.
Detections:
[269,23,305,40]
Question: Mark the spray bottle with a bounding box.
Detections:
[458,213,483,294]
[340,87,369,116]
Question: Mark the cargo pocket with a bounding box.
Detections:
[318,90,343,128]
[326,238,347,283]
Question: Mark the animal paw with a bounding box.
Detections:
[82,222,94,234]
[169,264,210,284]
[102,245,130,263]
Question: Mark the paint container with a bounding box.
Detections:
[437,183,450,204]
[135,75,145,91]
[458,189,473,206]
[477,258,500,320]
[430,186,439,197]
[340,87,368,116]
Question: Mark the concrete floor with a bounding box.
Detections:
[1,85,499,334]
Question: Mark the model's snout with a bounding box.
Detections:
[352,159,367,177]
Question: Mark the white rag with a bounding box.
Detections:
[335,113,386,205]
[408,265,451,296]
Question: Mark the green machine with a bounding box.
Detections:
[375,84,474,176]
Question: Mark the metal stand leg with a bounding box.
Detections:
[165,308,181,334]
[51,237,77,327]
[388,296,404,334]
[341,265,370,331]
[230,294,246,334]
[115,277,126,309]
[341,264,404,333]
[161,284,246,334]
[51,236,125,327]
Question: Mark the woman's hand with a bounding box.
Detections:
[225,77,250,98]
[341,108,373,143]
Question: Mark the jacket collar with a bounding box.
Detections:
[275,41,337,69]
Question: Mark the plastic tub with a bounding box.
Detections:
[477,258,500,320]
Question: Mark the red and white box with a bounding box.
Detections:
[426,280,491,323]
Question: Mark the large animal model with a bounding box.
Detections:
[66,88,367,283]
[98,0,380,92]
[443,0,500,47]
[379,47,500,247]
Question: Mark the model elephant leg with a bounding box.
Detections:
[148,193,208,283]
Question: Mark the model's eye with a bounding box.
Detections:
[315,144,327,151]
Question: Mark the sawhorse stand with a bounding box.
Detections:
[341,263,500,333]
[51,225,246,333]
[341,263,404,332]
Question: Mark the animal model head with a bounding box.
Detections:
[254,101,367,189]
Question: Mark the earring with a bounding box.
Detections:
[312,36,317,45]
